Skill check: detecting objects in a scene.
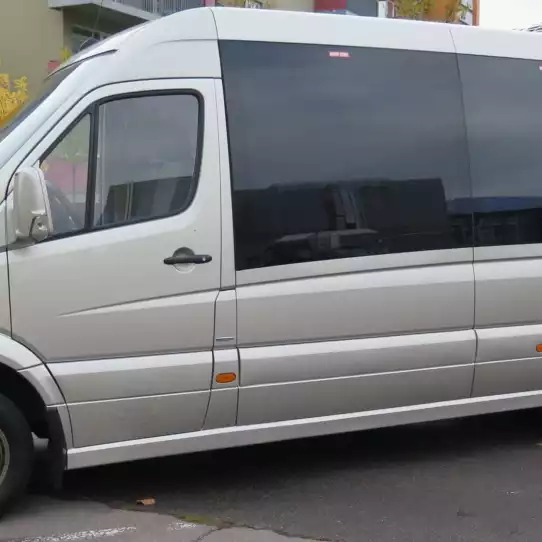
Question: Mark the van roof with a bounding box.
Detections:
[66,6,542,70]
[217,7,542,60]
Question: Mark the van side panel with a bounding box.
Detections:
[452,44,542,398]
[237,265,474,347]
[221,39,475,424]
[237,329,475,425]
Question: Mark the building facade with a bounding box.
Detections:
[370,0,479,24]
[313,0,377,16]
[0,0,215,102]
[304,0,479,21]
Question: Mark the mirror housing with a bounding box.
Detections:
[12,166,52,243]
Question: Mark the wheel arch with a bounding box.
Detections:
[0,333,70,442]
[0,363,50,438]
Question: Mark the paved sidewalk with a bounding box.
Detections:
[0,496,322,542]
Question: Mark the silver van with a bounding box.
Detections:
[0,6,540,515]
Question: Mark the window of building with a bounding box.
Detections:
[221,41,473,271]
[40,93,200,238]
[459,55,542,247]
[71,26,110,53]
[458,0,474,24]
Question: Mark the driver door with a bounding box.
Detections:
[6,79,221,448]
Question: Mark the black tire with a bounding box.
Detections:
[0,394,34,518]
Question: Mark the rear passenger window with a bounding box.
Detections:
[221,41,473,271]
[459,55,542,247]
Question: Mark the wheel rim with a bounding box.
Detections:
[0,429,10,485]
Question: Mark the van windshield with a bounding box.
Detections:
[0,64,79,143]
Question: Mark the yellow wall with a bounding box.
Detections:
[0,0,65,99]
[268,0,314,10]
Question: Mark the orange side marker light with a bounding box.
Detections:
[536,344,542,353]
[216,372,237,384]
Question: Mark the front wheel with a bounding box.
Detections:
[0,395,34,518]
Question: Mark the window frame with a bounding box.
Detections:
[220,40,475,282]
[37,89,204,242]
[71,25,111,52]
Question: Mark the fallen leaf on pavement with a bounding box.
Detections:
[136,498,156,506]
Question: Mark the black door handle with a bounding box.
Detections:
[164,254,212,266]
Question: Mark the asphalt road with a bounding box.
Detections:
[4,409,542,542]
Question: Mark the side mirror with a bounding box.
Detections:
[12,166,52,243]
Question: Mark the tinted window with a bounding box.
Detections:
[221,42,473,271]
[459,55,542,247]
[94,94,199,227]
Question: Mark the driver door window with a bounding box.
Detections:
[39,93,200,239]
[94,95,199,227]
[40,114,90,236]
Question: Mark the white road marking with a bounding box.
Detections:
[166,521,198,531]
[8,526,137,542]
